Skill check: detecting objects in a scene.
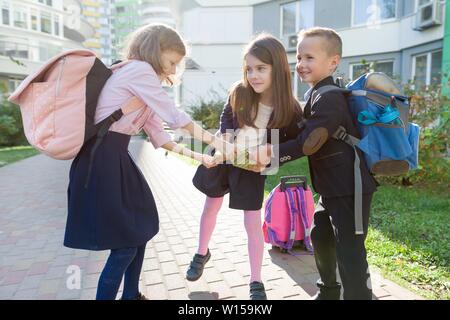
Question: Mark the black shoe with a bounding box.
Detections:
[135,292,148,300]
[186,249,211,281]
[121,292,148,300]
[249,281,267,300]
[311,287,341,300]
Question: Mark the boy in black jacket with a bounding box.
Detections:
[252,27,378,300]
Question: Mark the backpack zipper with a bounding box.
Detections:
[56,57,67,96]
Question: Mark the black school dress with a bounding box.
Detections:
[64,131,159,250]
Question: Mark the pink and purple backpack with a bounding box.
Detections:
[263,176,315,254]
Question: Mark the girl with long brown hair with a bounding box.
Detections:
[188,33,303,300]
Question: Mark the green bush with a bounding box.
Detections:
[386,83,449,186]
[0,99,28,147]
[186,90,226,130]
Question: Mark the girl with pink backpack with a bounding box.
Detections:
[189,34,304,300]
[11,24,234,300]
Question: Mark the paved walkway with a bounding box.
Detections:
[0,138,424,300]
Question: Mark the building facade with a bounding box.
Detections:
[254,0,446,99]
[0,0,96,94]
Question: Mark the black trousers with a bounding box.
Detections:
[310,194,373,300]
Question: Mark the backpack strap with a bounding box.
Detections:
[284,188,299,251]
[295,187,313,252]
[84,96,146,188]
[332,126,364,235]
[310,85,365,236]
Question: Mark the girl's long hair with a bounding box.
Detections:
[230,33,300,129]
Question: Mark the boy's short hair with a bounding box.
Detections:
[298,27,342,58]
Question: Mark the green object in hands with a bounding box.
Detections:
[233,149,253,170]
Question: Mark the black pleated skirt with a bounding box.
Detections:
[64,131,159,250]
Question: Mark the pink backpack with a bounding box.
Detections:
[8,49,144,160]
[263,176,315,254]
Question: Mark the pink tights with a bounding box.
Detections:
[197,196,264,283]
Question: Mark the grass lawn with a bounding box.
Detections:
[173,146,449,300]
[0,146,39,167]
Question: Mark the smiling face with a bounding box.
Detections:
[245,53,273,95]
[296,36,340,87]
[159,50,184,82]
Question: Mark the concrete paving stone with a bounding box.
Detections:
[211,259,235,274]
[164,273,186,291]
[80,288,97,300]
[372,286,391,299]
[222,270,247,288]
[0,284,19,299]
[81,273,100,290]
[36,293,57,300]
[154,241,171,252]
[1,270,28,286]
[142,258,159,272]
[11,259,35,271]
[224,251,248,264]
[230,284,251,300]
[13,288,38,300]
[174,253,192,266]
[44,265,68,280]
[297,282,317,297]
[70,257,89,268]
[145,283,169,300]
[56,287,82,300]
[166,236,183,245]
[143,271,164,286]
[207,281,235,300]
[158,250,175,263]
[37,278,61,296]
[85,261,105,275]
[167,286,191,300]
[202,267,224,284]
[185,277,210,293]
[28,261,50,276]
[269,279,305,299]
[152,234,167,244]
[233,262,251,278]
[18,274,44,291]
[144,247,157,258]
[160,261,180,275]
[164,228,179,237]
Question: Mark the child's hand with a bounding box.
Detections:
[248,144,272,166]
[201,154,218,168]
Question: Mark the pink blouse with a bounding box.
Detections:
[95,60,191,148]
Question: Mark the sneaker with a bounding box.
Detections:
[121,292,148,300]
[249,281,267,300]
[186,249,211,282]
[135,292,148,300]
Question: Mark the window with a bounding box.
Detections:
[8,79,22,93]
[116,6,125,14]
[2,2,9,25]
[350,60,394,80]
[0,40,28,59]
[38,0,52,6]
[31,9,38,31]
[282,2,297,36]
[353,0,397,26]
[412,50,442,88]
[53,14,60,36]
[41,11,51,34]
[13,5,27,29]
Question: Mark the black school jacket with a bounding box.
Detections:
[272,76,378,198]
